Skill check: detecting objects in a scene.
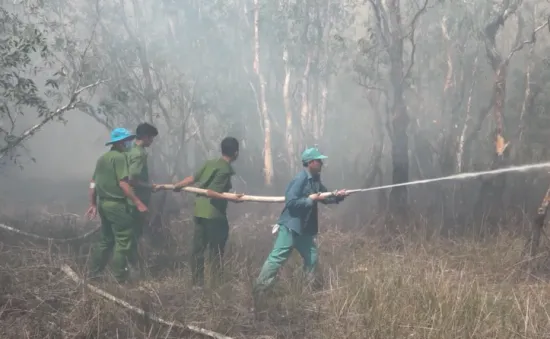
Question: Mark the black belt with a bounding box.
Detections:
[98,196,127,202]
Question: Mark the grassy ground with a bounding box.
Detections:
[0,211,550,339]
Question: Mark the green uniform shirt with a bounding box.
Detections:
[127,144,151,206]
[194,158,235,219]
[92,148,130,201]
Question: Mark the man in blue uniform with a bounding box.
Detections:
[253,147,348,298]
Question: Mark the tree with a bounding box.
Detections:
[473,0,548,231]
[0,5,105,166]
[364,0,430,223]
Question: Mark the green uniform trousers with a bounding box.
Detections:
[253,225,318,293]
[132,196,149,240]
[191,217,229,286]
[89,199,139,282]
[134,209,144,240]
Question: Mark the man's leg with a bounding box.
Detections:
[190,217,208,287]
[89,203,115,277]
[135,196,151,241]
[134,206,145,240]
[206,217,229,287]
[294,234,320,289]
[104,201,137,283]
[253,225,295,293]
[131,206,146,277]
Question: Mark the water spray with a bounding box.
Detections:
[344,161,550,194]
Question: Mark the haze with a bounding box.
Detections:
[1,0,550,228]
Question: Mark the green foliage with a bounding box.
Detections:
[0,7,61,165]
[0,8,49,119]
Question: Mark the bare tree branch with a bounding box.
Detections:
[0,79,109,159]
[483,0,520,69]
[367,0,390,46]
[402,0,428,83]
[506,19,548,63]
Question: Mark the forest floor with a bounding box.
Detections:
[1,209,550,339]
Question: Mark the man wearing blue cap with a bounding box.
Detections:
[253,147,348,299]
[85,127,149,283]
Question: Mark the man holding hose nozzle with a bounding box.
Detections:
[253,147,348,308]
[85,128,149,284]
[172,136,244,289]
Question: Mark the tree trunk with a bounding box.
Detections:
[441,16,453,96]
[282,45,296,173]
[316,0,332,142]
[253,0,274,186]
[387,0,409,221]
[300,53,312,147]
[318,76,328,140]
[517,43,535,163]
[456,57,478,173]
[388,99,410,218]
[473,5,526,232]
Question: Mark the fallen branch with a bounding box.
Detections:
[0,223,100,242]
[61,264,234,339]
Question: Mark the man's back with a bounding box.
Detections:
[127,144,150,205]
[193,158,235,219]
[93,149,129,201]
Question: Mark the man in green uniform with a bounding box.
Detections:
[173,136,243,288]
[126,122,159,276]
[126,122,159,240]
[85,128,149,283]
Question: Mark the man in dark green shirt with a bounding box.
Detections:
[85,128,148,283]
[173,137,243,287]
[127,123,159,239]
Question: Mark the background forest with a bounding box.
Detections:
[3,0,550,338]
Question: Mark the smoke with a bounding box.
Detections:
[8,114,106,180]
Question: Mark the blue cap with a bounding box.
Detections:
[301,147,328,163]
[105,127,135,146]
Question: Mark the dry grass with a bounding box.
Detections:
[1,211,550,339]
